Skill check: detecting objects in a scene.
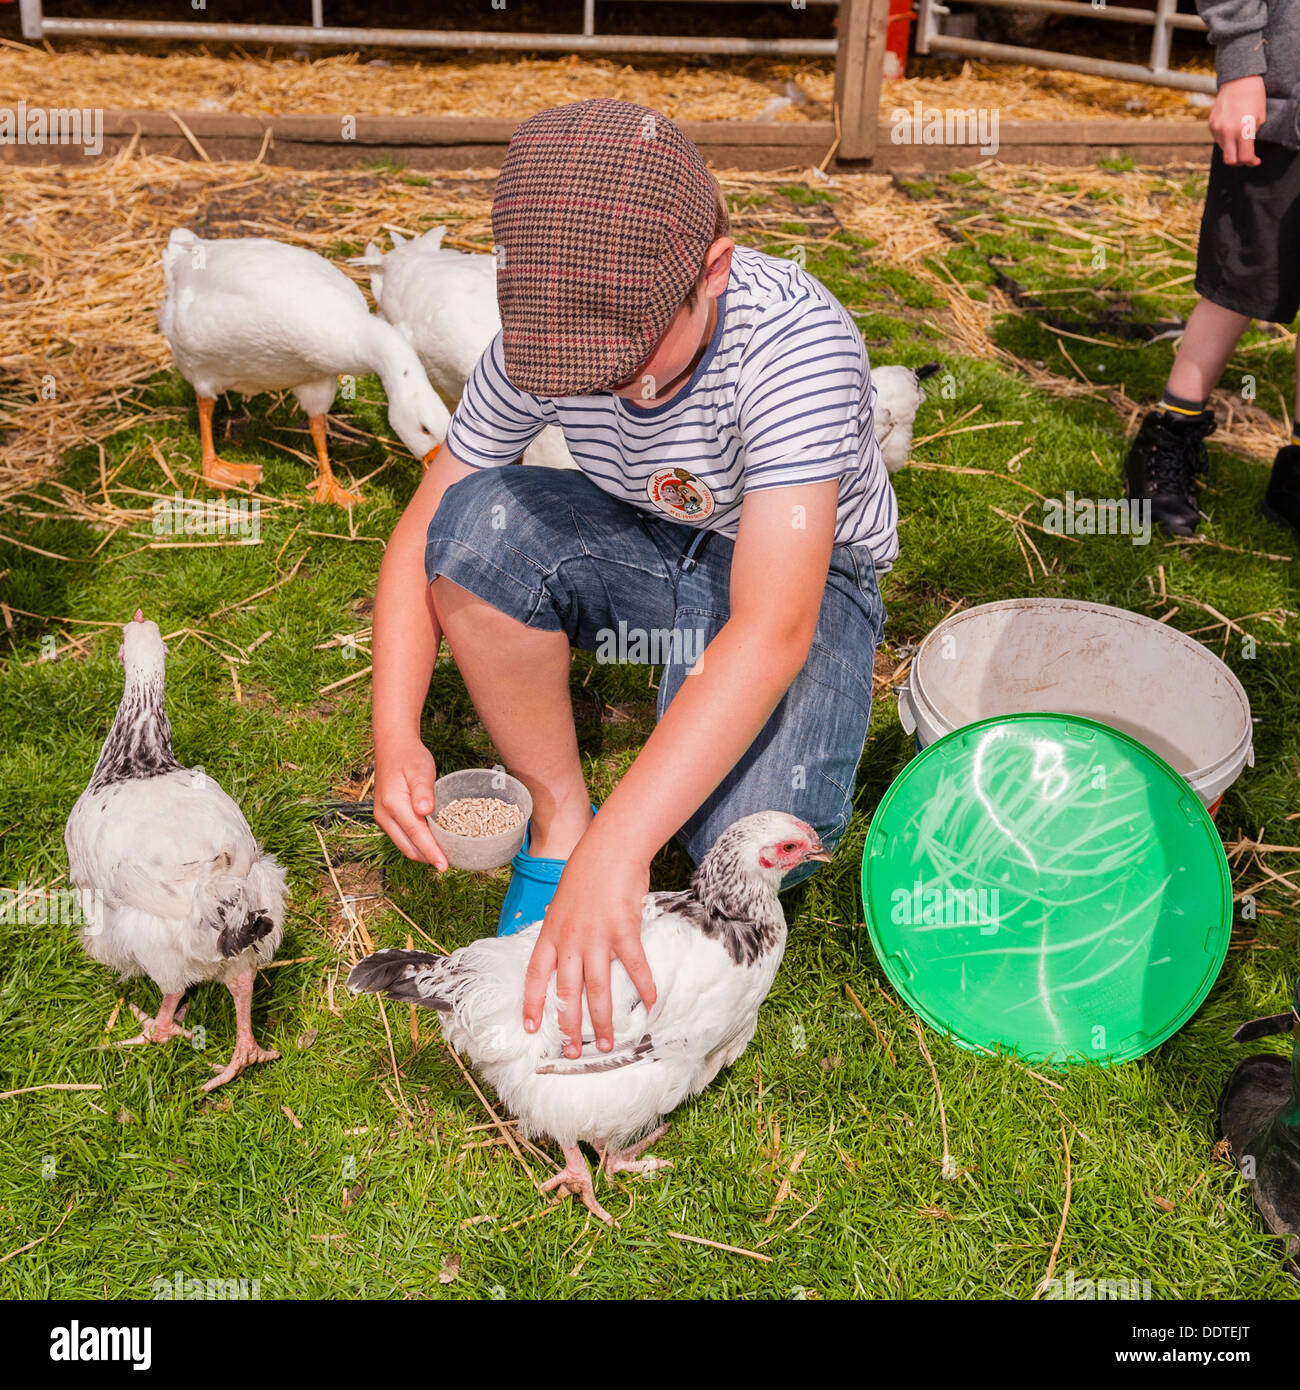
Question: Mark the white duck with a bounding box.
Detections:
[872,361,942,473]
[160,229,451,506]
[348,811,829,1224]
[66,612,288,1091]
[352,228,577,470]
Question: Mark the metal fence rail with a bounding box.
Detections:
[915,0,1214,93]
[15,0,840,57]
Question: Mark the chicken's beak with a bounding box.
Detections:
[804,837,833,864]
[421,444,442,470]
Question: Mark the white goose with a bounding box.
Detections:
[160,229,452,506]
[353,228,577,470]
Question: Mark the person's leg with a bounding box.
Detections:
[432,581,592,858]
[424,466,681,863]
[1126,144,1272,536]
[656,535,886,885]
[1166,298,1251,407]
[1262,337,1300,539]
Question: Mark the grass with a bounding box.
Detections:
[1,169,1298,1300]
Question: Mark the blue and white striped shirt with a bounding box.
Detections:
[446,244,898,570]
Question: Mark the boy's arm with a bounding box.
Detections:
[1197,0,1269,164]
[521,479,839,1056]
[372,443,475,867]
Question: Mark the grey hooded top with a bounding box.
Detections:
[1196,0,1300,147]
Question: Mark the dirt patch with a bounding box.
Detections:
[318,860,384,943]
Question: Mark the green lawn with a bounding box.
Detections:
[1,166,1298,1300]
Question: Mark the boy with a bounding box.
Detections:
[1125,0,1300,538]
[371,99,893,1060]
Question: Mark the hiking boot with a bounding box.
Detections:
[1262,444,1300,543]
[1124,407,1216,538]
[1219,978,1300,1278]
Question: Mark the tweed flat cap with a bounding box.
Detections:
[491,99,726,397]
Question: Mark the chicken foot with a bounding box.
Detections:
[201,970,280,1092]
[117,994,191,1046]
[539,1146,614,1226]
[601,1123,673,1177]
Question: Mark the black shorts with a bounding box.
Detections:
[1196,141,1300,324]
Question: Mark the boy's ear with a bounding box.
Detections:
[704,238,735,295]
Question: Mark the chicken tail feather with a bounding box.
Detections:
[217,909,275,958]
[347,948,452,1011]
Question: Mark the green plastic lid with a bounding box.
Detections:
[862,713,1233,1067]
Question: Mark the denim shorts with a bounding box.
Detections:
[425,466,887,885]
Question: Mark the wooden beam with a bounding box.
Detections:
[0,110,1213,173]
[834,0,892,162]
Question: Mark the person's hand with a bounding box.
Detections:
[522,841,656,1056]
[1209,74,1268,166]
[373,735,449,869]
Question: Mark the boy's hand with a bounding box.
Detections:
[521,841,656,1056]
[374,737,449,869]
[1210,75,1267,166]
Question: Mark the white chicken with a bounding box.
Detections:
[65,612,288,1091]
[352,228,577,470]
[160,228,451,506]
[348,810,829,1223]
[872,361,942,473]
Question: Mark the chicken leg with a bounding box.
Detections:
[117,994,191,1046]
[540,1146,614,1225]
[602,1123,673,1177]
[308,414,361,508]
[197,397,263,489]
[201,970,280,1092]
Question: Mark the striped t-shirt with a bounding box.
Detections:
[446,243,898,570]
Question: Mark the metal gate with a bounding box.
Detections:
[915,0,1214,93]
[15,0,840,58]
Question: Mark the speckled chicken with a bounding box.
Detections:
[348,810,828,1222]
[65,612,287,1090]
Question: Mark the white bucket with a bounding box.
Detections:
[898,598,1254,815]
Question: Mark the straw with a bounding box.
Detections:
[0,42,1212,127]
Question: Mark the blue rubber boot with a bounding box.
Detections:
[497,802,598,937]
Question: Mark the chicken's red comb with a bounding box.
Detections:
[133,609,144,623]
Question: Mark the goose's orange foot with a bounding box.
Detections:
[203,456,263,489]
[312,471,362,508]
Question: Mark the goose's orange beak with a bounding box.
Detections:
[422,443,443,470]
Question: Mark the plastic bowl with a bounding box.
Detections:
[427,768,532,871]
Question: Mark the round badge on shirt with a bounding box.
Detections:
[645,467,715,522]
